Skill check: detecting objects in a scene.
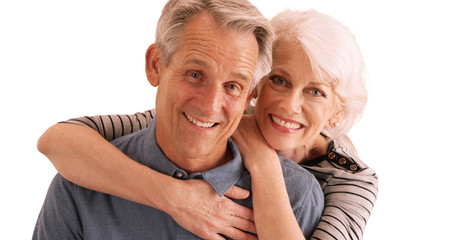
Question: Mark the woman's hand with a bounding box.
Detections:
[232,114,306,240]
[38,123,257,239]
[232,114,277,170]
[165,179,258,240]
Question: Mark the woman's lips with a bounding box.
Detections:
[270,114,304,130]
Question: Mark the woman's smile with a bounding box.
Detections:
[269,114,304,131]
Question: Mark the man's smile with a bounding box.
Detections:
[184,112,218,128]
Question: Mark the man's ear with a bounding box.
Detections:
[252,87,258,99]
[145,43,161,87]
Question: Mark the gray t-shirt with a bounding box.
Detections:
[33,118,324,239]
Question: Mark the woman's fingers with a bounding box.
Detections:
[224,185,250,200]
[218,226,258,240]
[227,211,257,234]
[169,180,257,239]
[220,196,256,233]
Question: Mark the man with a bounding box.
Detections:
[33,0,323,239]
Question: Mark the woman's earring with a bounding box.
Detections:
[329,121,339,128]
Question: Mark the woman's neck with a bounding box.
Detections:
[277,134,328,164]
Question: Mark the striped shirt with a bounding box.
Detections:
[62,109,378,240]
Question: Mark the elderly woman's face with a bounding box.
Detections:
[255,41,338,151]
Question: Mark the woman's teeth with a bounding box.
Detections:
[271,115,302,129]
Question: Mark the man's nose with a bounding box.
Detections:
[198,84,223,116]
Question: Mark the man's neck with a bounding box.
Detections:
[176,149,231,174]
[158,142,232,174]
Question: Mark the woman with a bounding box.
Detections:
[38,10,377,239]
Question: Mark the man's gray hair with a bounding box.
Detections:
[156,0,273,89]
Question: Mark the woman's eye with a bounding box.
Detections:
[270,76,287,86]
[308,89,325,97]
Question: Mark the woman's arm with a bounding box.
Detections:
[37,111,257,240]
[307,162,378,240]
[59,110,155,142]
[232,114,305,240]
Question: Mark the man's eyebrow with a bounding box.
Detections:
[232,72,251,83]
[183,58,209,68]
[184,58,252,83]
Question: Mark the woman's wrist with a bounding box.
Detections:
[245,149,281,174]
[140,168,181,213]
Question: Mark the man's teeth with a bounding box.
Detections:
[185,113,216,128]
[271,115,302,129]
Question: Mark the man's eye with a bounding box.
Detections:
[185,71,203,83]
[189,72,200,79]
[226,84,237,90]
[224,83,243,96]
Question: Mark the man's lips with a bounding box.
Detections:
[184,112,218,128]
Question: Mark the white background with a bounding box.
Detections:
[1,0,454,239]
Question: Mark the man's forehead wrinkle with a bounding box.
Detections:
[180,31,257,83]
[184,31,257,59]
[183,47,237,67]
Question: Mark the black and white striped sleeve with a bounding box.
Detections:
[60,109,155,142]
[305,158,378,240]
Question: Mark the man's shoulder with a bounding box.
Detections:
[111,128,149,149]
[110,127,151,161]
[279,156,324,238]
[111,127,148,145]
[279,156,319,183]
[278,156,323,201]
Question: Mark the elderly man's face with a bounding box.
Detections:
[149,12,258,171]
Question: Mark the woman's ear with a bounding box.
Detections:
[145,43,161,87]
[329,109,343,128]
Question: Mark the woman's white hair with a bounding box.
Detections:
[155,0,273,90]
[271,9,368,156]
